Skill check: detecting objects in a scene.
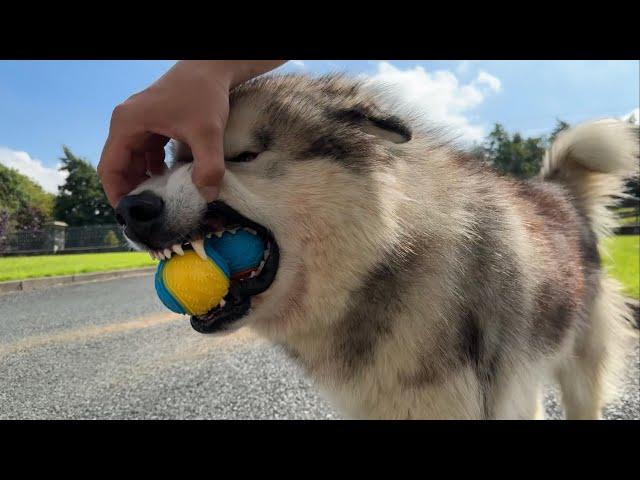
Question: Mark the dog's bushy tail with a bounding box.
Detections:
[541,119,639,240]
[543,120,638,414]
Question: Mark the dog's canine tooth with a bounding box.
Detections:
[219,298,226,308]
[164,248,172,259]
[172,244,184,256]
[244,227,257,235]
[249,271,257,278]
[191,238,207,260]
[214,231,224,238]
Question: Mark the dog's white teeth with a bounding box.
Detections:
[163,248,172,259]
[214,230,224,238]
[258,260,266,272]
[157,251,165,260]
[249,271,258,278]
[228,227,239,234]
[206,233,212,238]
[244,227,257,235]
[219,298,226,308]
[172,244,184,256]
[191,238,207,260]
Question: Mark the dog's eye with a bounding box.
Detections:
[226,152,259,163]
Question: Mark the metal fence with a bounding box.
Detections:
[0,223,128,256]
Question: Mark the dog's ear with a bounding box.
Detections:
[332,105,412,144]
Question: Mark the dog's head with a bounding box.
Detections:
[115,74,447,338]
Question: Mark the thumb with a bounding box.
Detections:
[189,132,226,203]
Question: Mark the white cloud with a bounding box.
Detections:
[0,146,67,194]
[456,60,472,75]
[474,70,502,93]
[363,62,502,144]
[621,107,639,125]
[291,60,306,69]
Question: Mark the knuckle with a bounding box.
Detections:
[195,163,225,186]
[194,120,224,141]
[96,158,109,177]
[110,102,129,123]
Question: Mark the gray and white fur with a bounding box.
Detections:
[126,74,639,419]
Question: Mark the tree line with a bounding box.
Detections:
[1,115,638,237]
[0,146,113,244]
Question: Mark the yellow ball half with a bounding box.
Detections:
[155,247,230,316]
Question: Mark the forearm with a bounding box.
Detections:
[175,60,287,89]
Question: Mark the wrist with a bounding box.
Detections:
[174,59,286,90]
[228,60,287,87]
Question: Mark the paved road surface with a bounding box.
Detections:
[1,276,637,419]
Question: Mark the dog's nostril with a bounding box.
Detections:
[130,202,163,222]
[115,191,164,229]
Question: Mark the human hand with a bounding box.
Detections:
[98,60,286,207]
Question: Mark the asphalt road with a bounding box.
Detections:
[0,275,637,420]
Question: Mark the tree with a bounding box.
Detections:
[0,163,54,218]
[54,146,114,226]
[12,205,48,231]
[549,119,570,143]
[482,123,546,178]
[0,163,54,234]
[103,229,121,247]
[0,209,9,250]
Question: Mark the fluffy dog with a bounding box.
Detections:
[115,74,639,419]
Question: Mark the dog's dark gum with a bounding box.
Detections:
[190,296,251,334]
[235,242,279,297]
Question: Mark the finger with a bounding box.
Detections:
[98,138,137,207]
[189,130,226,202]
[99,101,147,207]
[99,130,170,206]
[146,148,167,176]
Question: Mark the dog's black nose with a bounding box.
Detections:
[115,191,164,245]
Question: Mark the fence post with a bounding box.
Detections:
[43,221,68,253]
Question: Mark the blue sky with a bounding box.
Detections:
[0,60,638,193]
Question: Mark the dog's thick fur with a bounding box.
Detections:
[128,74,639,419]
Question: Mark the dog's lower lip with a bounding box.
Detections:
[190,295,251,334]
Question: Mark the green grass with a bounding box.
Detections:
[0,251,156,282]
[615,207,639,226]
[602,235,639,300]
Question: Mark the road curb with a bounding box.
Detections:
[0,267,156,294]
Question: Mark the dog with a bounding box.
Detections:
[114,74,639,419]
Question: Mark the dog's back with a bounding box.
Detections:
[434,120,638,419]
[303,118,638,419]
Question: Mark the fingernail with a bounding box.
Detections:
[198,186,219,203]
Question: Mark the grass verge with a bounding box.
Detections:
[0,252,156,282]
[602,235,639,300]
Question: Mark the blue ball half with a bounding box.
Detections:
[209,229,265,274]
